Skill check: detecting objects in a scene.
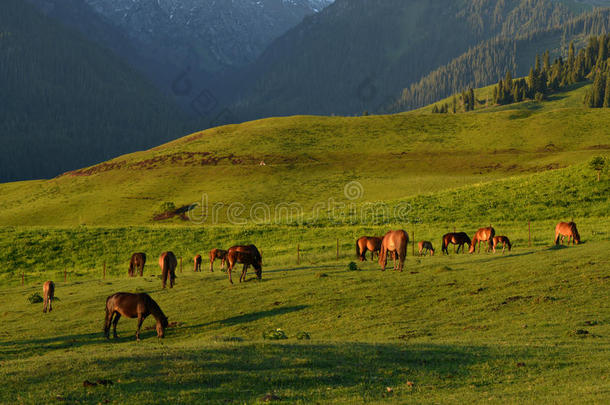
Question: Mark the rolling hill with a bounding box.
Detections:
[0,83,607,227]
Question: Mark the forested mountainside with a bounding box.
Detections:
[230,0,582,119]
[0,0,191,181]
[397,9,610,111]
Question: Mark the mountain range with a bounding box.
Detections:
[5,0,610,181]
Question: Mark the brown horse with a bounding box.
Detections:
[226,245,262,284]
[469,227,496,253]
[418,241,435,256]
[492,236,512,253]
[555,222,581,245]
[209,248,228,272]
[379,230,408,272]
[128,252,146,277]
[441,232,471,255]
[104,292,168,341]
[356,236,383,261]
[159,251,177,288]
[193,254,202,272]
[43,281,54,313]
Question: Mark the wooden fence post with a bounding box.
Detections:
[528,221,531,247]
[412,230,415,257]
[336,239,339,260]
[64,270,67,282]
[21,271,24,286]
[297,244,300,265]
[180,257,183,273]
[103,261,106,279]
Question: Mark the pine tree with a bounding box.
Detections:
[592,72,606,108]
[604,72,610,108]
[468,88,475,111]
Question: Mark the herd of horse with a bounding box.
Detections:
[40,221,581,340]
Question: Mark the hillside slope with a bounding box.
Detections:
[0,84,607,226]
[0,0,191,181]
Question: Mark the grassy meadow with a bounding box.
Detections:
[0,83,609,403]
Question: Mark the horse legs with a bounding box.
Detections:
[169,269,175,288]
[43,295,48,313]
[104,311,113,339]
[48,296,53,312]
[392,251,397,271]
[136,315,144,341]
[240,264,249,283]
[112,313,121,339]
[139,264,144,277]
[221,258,226,270]
[227,262,234,284]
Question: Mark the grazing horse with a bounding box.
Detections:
[555,222,581,245]
[128,252,146,277]
[492,236,512,254]
[104,292,168,341]
[356,236,383,261]
[441,232,471,255]
[159,251,177,288]
[43,281,54,313]
[226,245,262,284]
[418,241,435,256]
[469,227,496,253]
[209,248,228,272]
[193,254,202,272]
[379,230,408,272]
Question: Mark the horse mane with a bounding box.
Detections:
[143,294,167,324]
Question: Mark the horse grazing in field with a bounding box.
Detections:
[356,236,383,261]
[43,281,54,313]
[226,245,262,284]
[193,254,202,272]
[469,227,496,253]
[492,236,512,254]
[104,292,168,341]
[209,248,228,272]
[555,222,581,245]
[379,230,408,272]
[418,241,435,256]
[441,232,471,255]
[159,251,177,288]
[128,252,146,277]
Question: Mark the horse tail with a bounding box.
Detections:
[554,231,561,245]
[356,240,361,259]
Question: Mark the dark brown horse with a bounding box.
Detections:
[226,245,262,284]
[159,251,177,288]
[379,230,408,272]
[418,241,435,256]
[43,280,54,313]
[441,232,471,255]
[469,227,496,253]
[555,222,581,245]
[492,236,512,253]
[128,252,146,277]
[104,292,168,341]
[209,248,228,272]
[356,236,383,261]
[193,254,202,272]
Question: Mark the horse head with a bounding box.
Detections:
[254,261,262,280]
[157,316,169,338]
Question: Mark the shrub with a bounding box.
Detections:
[296,331,311,340]
[28,292,43,303]
[262,328,288,340]
[348,261,359,271]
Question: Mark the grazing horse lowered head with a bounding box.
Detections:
[129,252,146,277]
[492,236,512,253]
[43,281,55,313]
[441,232,471,255]
[470,227,496,253]
[193,254,202,272]
[159,251,177,288]
[555,222,581,245]
[379,230,409,272]
[226,245,262,284]
[104,292,168,341]
[209,248,228,272]
[356,236,383,261]
[418,241,435,256]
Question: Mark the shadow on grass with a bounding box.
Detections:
[24,342,503,404]
[193,305,308,329]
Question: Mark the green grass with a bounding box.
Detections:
[1,238,608,403]
[0,84,608,226]
[1,82,609,403]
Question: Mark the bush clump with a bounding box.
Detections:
[348,261,359,271]
[263,328,288,340]
[28,292,43,304]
